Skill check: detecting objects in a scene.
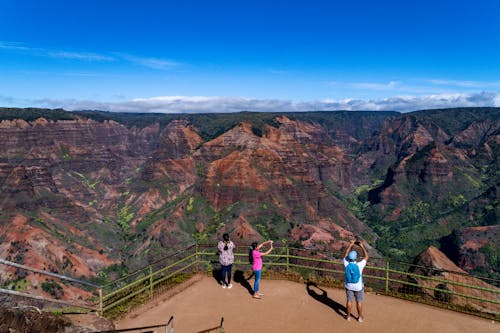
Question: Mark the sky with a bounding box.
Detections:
[1,0,500,113]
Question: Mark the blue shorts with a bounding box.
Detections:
[346,288,364,302]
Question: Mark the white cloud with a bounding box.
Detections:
[494,94,500,107]
[0,40,180,69]
[115,53,180,70]
[16,91,499,114]
[0,41,31,51]
[0,40,114,62]
[348,81,402,90]
[46,51,114,61]
[426,79,500,89]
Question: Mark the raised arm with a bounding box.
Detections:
[261,240,274,255]
[257,240,272,250]
[344,240,355,258]
[359,241,369,262]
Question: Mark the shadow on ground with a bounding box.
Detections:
[211,267,222,285]
[306,282,347,319]
[233,270,254,295]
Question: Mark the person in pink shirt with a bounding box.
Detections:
[248,240,273,299]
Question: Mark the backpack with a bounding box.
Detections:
[345,262,361,284]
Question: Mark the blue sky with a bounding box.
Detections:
[1,0,500,112]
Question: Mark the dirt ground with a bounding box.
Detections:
[116,275,497,333]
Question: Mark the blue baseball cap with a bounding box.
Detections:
[348,250,357,261]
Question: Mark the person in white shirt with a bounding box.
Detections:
[218,233,235,288]
[343,239,369,322]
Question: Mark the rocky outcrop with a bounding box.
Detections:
[0,306,114,333]
[441,225,499,273]
[410,246,499,314]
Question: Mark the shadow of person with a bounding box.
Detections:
[212,267,222,285]
[306,282,348,319]
[233,270,254,295]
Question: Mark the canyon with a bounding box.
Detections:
[0,107,497,297]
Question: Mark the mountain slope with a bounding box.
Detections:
[0,107,498,284]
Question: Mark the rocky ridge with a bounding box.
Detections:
[0,107,497,298]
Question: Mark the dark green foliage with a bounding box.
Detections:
[0,107,398,142]
[434,283,452,302]
[88,263,129,286]
[408,107,500,136]
[479,243,499,272]
[41,279,64,298]
[0,107,77,121]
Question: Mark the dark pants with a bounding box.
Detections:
[221,264,233,286]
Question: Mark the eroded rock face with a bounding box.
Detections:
[185,118,367,247]
[0,109,498,289]
[0,306,114,333]
[367,113,499,212]
[441,225,499,273]
[0,118,161,284]
[410,246,499,314]
[0,306,72,333]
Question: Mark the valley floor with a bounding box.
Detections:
[116,275,496,333]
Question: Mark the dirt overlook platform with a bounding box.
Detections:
[116,275,497,333]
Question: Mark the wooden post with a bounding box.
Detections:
[98,288,103,316]
[195,241,199,272]
[385,260,390,293]
[149,265,153,299]
[286,246,290,272]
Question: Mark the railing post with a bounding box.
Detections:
[149,265,153,299]
[385,260,390,293]
[286,246,290,272]
[195,241,199,271]
[166,315,174,333]
[98,288,103,316]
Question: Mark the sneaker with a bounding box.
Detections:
[221,284,226,289]
[358,316,364,323]
[228,284,233,289]
[346,316,351,322]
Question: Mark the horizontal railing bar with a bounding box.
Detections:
[102,245,196,288]
[0,287,97,311]
[0,258,100,288]
[103,274,151,302]
[103,284,149,311]
[389,269,500,294]
[151,253,197,281]
[103,262,196,311]
[103,253,197,300]
[201,251,499,295]
[387,278,500,305]
[151,261,197,288]
[199,247,499,283]
[92,323,168,332]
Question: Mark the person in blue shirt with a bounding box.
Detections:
[343,239,369,322]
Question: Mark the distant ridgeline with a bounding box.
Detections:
[0,106,498,283]
[0,107,399,141]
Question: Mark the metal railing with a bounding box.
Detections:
[91,315,174,333]
[196,317,224,333]
[96,243,499,320]
[100,245,199,316]
[0,258,101,312]
[195,244,499,319]
[2,243,498,321]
